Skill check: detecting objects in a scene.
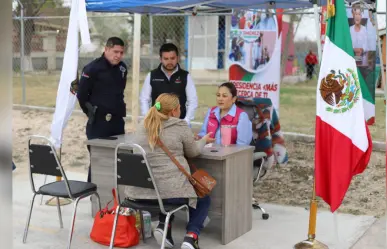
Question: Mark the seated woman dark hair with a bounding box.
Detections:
[197,82,252,145]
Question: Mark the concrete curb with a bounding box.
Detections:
[13,104,386,152]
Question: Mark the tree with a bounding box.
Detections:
[89,13,133,52]
[13,0,59,71]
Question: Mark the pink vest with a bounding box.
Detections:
[206,106,244,144]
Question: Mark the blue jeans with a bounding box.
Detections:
[159,195,211,236]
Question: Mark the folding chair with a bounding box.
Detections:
[110,143,190,249]
[252,152,269,220]
[23,135,102,249]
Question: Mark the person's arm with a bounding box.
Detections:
[123,63,128,90]
[77,66,95,115]
[236,112,253,145]
[181,121,203,158]
[184,74,198,125]
[197,108,211,138]
[139,73,152,117]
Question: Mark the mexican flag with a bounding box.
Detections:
[315,0,372,212]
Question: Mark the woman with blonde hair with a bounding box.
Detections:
[125,93,214,249]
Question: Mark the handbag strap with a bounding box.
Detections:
[112,188,119,207]
[157,140,193,181]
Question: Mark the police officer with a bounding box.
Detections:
[139,43,198,125]
[77,37,127,182]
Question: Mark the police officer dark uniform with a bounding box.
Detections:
[140,43,198,125]
[77,37,127,182]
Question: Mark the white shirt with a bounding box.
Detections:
[139,65,198,125]
[252,43,262,61]
[350,25,368,65]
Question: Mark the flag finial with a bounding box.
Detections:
[327,0,335,18]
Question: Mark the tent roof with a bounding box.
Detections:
[85,0,327,14]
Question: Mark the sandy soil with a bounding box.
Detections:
[13,109,386,217]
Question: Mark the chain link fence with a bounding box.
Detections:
[12,11,321,109]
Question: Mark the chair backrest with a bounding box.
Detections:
[116,152,155,189]
[28,135,72,197]
[29,144,62,177]
[114,143,166,211]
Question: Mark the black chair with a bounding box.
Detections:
[23,135,101,249]
[109,143,189,249]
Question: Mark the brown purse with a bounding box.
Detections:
[157,140,216,198]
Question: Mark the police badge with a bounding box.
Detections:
[105,113,112,121]
[119,65,126,78]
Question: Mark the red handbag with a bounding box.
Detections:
[90,189,139,248]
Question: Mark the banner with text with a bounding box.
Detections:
[229,9,282,113]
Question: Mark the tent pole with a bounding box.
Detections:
[131,13,141,130]
[375,15,385,89]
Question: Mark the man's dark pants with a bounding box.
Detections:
[86,116,125,182]
[306,64,315,80]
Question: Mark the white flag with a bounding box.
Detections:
[50,0,89,149]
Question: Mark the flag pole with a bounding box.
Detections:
[293,178,328,249]
[294,1,330,247]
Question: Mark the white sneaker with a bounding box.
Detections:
[153,226,174,248]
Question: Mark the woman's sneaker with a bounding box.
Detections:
[181,232,200,249]
[153,223,174,248]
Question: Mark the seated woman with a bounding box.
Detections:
[197,82,253,145]
[125,93,214,249]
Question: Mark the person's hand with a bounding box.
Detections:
[194,133,201,141]
[202,132,215,144]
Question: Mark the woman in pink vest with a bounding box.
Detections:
[197,82,253,145]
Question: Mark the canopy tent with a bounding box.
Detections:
[50,0,385,147]
[84,0,329,13]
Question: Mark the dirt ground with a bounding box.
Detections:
[13,109,386,217]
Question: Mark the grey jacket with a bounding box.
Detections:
[124,117,206,205]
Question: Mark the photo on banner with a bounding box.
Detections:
[228,9,282,113]
[346,0,377,125]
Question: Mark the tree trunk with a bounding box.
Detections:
[21,19,34,72]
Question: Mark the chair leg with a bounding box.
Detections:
[40,175,48,205]
[56,197,64,228]
[138,210,146,243]
[160,213,171,249]
[185,208,190,223]
[66,197,81,249]
[109,206,120,249]
[23,193,37,243]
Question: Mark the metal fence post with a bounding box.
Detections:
[17,0,26,104]
[149,15,154,70]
